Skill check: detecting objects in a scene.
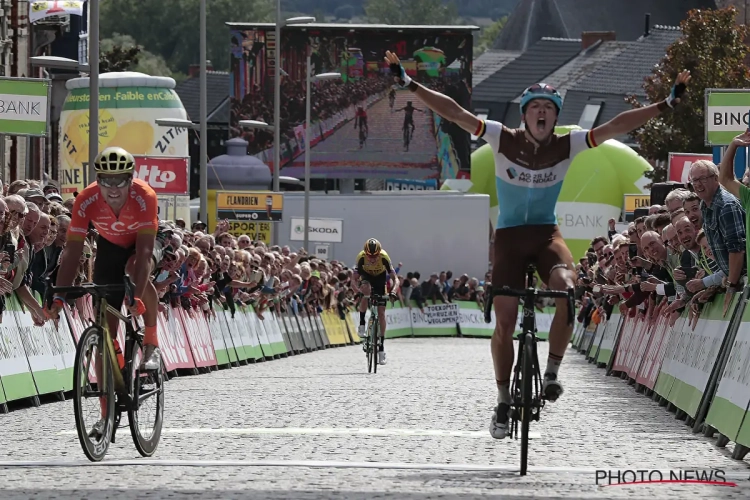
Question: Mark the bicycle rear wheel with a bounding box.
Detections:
[520,335,533,476]
[128,343,165,457]
[73,326,115,462]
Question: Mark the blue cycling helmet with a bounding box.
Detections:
[519,83,563,114]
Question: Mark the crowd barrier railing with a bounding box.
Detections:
[0,293,363,412]
[571,290,750,462]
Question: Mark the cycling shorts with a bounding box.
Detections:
[492,224,574,290]
[93,234,163,308]
[359,273,387,297]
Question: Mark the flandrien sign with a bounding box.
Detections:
[705,88,750,146]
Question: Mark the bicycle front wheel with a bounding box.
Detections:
[520,335,534,476]
[371,319,379,374]
[128,344,165,457]
[366,320,374,373]
[73,326,115,462]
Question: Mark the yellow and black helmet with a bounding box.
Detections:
[94,146,135,174]
[364,238,382,256]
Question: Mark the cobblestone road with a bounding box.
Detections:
[1,337,749,499]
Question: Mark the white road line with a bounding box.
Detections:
[56,427,543,439]
[0,459,748,481]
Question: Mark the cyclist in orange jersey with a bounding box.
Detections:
[46,147,163,373]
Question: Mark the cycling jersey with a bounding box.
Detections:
[356,249,393,277]
[69,178,159,248]
[476,120,597,229]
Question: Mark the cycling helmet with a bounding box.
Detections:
[519,83,563,114]
[94,146,135,174]
[363,238,382,256]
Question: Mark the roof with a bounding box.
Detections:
[472,37,582,103]
[509,40,633,102]
[492,0,715,51]
[174,71,230,123]
[226,22,479,32]
[472,50,522,87]
[570,26,682,97]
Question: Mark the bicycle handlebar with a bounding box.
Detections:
[484,285,576,327]
[44,275,137,309]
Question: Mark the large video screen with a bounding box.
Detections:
[229,25,474,181]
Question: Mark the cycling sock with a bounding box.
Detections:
[359,312,366,325]
[496,380,511,405]
[545,353,563,377]
[144,325,158,346]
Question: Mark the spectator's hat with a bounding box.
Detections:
[192,220,206,230]
[311,270,321,279]
[46,192,63,203]
[22,187,47,204]
[43,183,59,195]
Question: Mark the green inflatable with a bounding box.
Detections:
[445,125,652,259]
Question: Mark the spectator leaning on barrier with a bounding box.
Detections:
[689,159,747,314]
[719,131,750,300]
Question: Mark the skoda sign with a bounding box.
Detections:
[289,217,343,243]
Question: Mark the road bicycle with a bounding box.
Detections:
[484,264,574,475]
[362,292,389,374]
[45,275,164,462]
[402,123,413,151]
[359,126,368,149]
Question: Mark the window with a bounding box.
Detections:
[471,110,489,141]
[578,103,602,129]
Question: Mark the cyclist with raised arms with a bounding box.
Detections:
[46,147,163,373]
[354,238,399,365]
[384,50,690,439]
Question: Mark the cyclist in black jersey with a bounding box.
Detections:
[394,101,424,143]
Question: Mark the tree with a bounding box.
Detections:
[100,0,274,73]
[364,0,458,25]
[626,7,750,183]
[100,34,176,78]
[474,16,507,57]
[100,44,141,73]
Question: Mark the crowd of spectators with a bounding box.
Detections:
[0,178,491,333]
[576,158,748,331]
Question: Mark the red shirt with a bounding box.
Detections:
[69,178,158,248]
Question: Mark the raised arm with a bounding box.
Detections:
[591,71,691,144]
[385,51,479,135]
[718,132,750,199]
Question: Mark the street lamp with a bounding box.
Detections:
[239,120,274,132]
[303,62,340,252]
[31,54,96,184]
[272,11,315,245]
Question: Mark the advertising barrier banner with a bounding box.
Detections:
[706,303,750,443]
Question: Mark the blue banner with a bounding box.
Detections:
[385,179,438,191]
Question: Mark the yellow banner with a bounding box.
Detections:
[623,194,651,213]
[216,191,283,222]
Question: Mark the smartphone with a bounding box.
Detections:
[628,243,638,260]
[593,285,601,293]
[4,243,15,264]
[680,266,699,281]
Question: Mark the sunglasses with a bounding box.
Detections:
[97,176,131,188]
[527,83,558,94]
